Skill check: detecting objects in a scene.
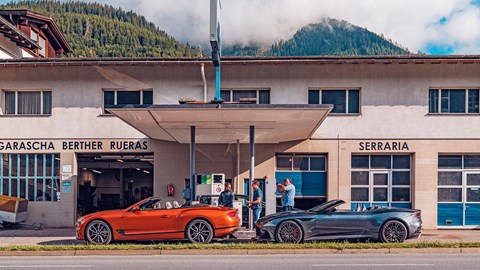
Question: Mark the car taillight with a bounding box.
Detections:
[411,211,421,218]
[227,210,237,217]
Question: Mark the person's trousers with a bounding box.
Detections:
[253,207,262,236]
[283,206,293,212]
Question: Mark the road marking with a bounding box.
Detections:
[313,264,434,267]
[0,266,91,268]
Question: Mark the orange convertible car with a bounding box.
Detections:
[75,197,240,244]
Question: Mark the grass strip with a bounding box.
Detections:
[1,241,480,251]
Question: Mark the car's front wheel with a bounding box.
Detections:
[85,220,113,245]
[380,220,408,243]
[186,219,214,244]
[275,220,303,243]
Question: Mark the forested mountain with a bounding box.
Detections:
[0,1,409,57]
[0,0,201,57]
[224,19,410,56]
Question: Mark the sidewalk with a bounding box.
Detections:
[1,227,480,246]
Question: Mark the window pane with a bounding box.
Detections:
[351,171,369,185]
[393,155,410,169]
[371,155,391,169]
[276,157,292,170]
[5,92,16,114]
[468,89,479,113]
[322,90,346,113]
[438,155,462,169]
[373,174,388,185]
[293,157,308,171]
[42,91,52,115]
[429,89,439,113]
[143,91,153,105]
[465,155,480,169]
[17,92,41,114]
[449,90,466,113]
[308,90,319,104]
[438,188,462,202]
[233,90,256,102]
[373,188,388,201]
[392,171,410,185]
[104,91,115,106]
[352,155,369,169]
[348,90,360,113]
[467,174,480,186]
[259,90,270,104]
[220,90,231,102]
[441,90,449,113]
[467,188,480,202]
[392,188,410,201]
[351,188,369,201]
[310,157,326,171]
[438,172,462,186]
[117,91,141,105]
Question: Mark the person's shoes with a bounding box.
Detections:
[251,236,260,241]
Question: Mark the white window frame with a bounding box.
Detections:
[429,88,480,114]
[3,90,52,115]
[275,154,327,173]
[102,88,153,114]
[351,155,412,205]
[309,88,361,114]
[220,89,270,104]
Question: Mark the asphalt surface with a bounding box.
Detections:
[0,254,479,270]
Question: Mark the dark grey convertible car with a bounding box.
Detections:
[255,199,422,243]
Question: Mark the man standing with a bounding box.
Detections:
[247,180,263,224]
[277,178,295,212]
[218,182,234,208]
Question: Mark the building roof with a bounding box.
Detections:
[0,15,39,50]
[0,9,72,54]
[0,54,479,67]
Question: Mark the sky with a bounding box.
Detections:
[2,0,480,54]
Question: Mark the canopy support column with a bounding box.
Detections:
[190,126,196,202]
[249,125,255,230]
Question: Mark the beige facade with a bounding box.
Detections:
[1,57,480,229]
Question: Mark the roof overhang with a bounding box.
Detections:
[109,104,332,144]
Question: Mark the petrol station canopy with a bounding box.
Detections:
[109,104,332,144]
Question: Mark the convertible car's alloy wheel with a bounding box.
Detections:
[275,220,303,243]
[380,220,407,243]
[186,219,214,244]
[85,220,113,244]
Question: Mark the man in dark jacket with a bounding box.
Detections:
[218,182,234,208]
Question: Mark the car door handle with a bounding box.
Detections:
[160,215,169,218]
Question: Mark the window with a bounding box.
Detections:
[103,89,153,114]
[351,155,411,206]
[308,89,360,114]
[1,154,60,202]
[438,155,480,202]
[276,155,327,171]
[220,89,270,104]
[4,90,52,115]
[30,30,47,57]
[429,89,479,114]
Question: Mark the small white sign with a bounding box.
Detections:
[62,165,72,173]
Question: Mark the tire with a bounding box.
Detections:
[1,222,14,229]
[185,219,214,244]
[379,220,408,243]
[85,220,113,245]
[275,220,303,244]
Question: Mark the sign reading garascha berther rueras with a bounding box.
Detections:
[359,141,409,151]
[0,139,149,152]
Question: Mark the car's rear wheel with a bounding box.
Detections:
[85,220,113,245]
[380,220,408,243]
[275,220,303,243]
[186,219,214,244]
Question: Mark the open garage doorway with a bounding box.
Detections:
[76,153,153,216]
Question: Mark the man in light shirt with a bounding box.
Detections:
[277,178,295,212]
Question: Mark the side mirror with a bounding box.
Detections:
[130,206,140,212]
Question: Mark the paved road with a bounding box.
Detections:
[0,254,479,270]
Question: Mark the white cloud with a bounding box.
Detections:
[72,0,480,54]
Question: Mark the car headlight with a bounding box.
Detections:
[76,217,86,226]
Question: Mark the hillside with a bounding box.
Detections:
[224,19,410,56]
[0,0,200,57]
